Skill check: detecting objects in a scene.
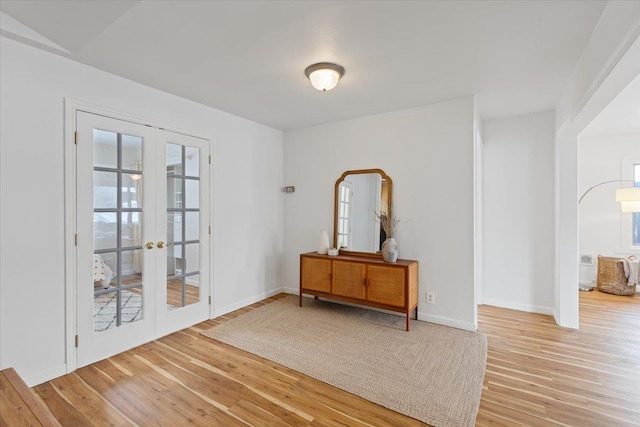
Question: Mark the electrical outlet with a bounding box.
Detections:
[426,292,435,304]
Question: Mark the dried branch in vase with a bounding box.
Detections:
[373,210,402,238]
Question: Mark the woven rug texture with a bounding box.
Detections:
[202,295,487,427]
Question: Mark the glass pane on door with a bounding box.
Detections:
[93,130,144,332]
[166,143,200,310]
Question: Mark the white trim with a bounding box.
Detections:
[473,127,483,328]
[482,298,555,316]
[64,99,214,374]
[66,99,212,141]
[23,364,68,387]
[555,134,580,329]
[212,288,284,318]
[64,100,77,373]
[614,247,640,255]
[208,137,215,319]
[619,155,640,250]
[557,29,640,330]
[559,10,640,134]
[282,286,300,295]
[417,312,477,332]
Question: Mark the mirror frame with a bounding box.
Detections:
[333,168,393,258]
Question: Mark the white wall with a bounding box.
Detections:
[0,37,284,384]
[578,133,640,285]
[284,97,477,331]
[482,111,555,314]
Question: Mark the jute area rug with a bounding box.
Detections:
[202,295,487,427]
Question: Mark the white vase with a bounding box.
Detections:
[317,230,330,254]
[382,237,398,262]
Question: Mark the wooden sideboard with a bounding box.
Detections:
[299,252,418,331]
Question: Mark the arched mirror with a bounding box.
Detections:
[334,169,392,257]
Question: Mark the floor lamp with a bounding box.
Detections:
[578,179,639,207]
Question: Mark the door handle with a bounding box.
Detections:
[145,241,154,250]
[157,241,165,249]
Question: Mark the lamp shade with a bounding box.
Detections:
[615,187,640,202]
[305,62,345,92]
[621,201,640,213]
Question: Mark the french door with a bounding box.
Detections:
[76,111,210,367]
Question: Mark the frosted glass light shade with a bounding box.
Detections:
[305,62,345,92]
[621,201,640,213]
[615,187,640,201]
[309,69,340,91]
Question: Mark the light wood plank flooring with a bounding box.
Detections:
[33,290,639,426]
[125,276,200,308]
[477,290,639,426]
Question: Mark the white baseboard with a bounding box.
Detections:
[23,364,67,387]
[482,298,554,316]
[212,288,285,318]
[417,312,477,332]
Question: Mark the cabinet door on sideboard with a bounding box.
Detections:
[333,261,366,300]
[367,265,406,307]
[301,257,331,293]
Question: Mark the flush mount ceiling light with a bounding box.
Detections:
[304,62,345,92]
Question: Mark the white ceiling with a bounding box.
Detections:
[0,1,608,130]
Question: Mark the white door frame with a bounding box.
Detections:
[555,35,640,329]
[64,99,214,373]
[474,128,483,328]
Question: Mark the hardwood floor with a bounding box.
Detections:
[32,290,639,426]
[124,276,200,308]
[1,368,61,427]
[477,290,640,426]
